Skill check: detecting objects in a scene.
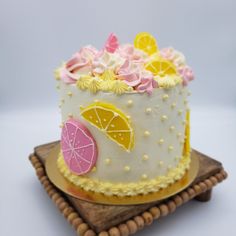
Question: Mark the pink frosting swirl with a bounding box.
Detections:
[61,46,98,83]
[136,71,158,95]
[117,60,141,87]
[160,47,186,67]
[92,50,125,75]
[118,44,147,63]
[117,60,157,94]
[178,65,195,86]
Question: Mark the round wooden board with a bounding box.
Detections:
[45,144,199,205]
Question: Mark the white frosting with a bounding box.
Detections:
[59,82,189,183]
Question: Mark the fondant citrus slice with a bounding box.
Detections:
[134,32,158,55]
[81,102,134,151]
[145,59,177,77]
[61,119,98,175]
[183,109,191,156]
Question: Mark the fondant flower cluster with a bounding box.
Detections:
[56,33,195,94]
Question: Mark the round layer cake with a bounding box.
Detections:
[55,32,194,196]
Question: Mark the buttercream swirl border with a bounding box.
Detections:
[57,152,191,196]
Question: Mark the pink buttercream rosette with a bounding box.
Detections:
[60,45,98,83]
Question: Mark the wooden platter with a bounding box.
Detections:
[29,141,227,236]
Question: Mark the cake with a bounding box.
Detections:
[55,32,195,196]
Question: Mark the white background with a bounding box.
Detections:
[0,0,235,235]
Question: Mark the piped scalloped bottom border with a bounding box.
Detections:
[57,152,191,197]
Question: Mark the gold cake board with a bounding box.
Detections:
[29,141,227,236]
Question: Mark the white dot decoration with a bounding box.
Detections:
[159,161,164,167]
[178,109,183,115]
[127,100,133,107]
[177,132,182,138]
[145,107,152,114]
[169,126,175,132]
[158,138,164,145]
[171,103,176,109]
[168,165,172,170]
[67,91,73,97]
[161,115,168,121]
[124,166,131,172]
[105,158,111,165]
[144,130,151,137]
[68,113,73,118]
[175,156,180,161]
[141,174,148,180]
[168,145,174,151]
[162,94,169,101]
[142,154,149,161]
[180,139,185,145]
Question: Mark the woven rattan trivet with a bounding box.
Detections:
[29,141,227,236]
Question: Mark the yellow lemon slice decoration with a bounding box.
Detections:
[183,109,191,156]
[80,102,134,151]
[145,59,177,77]
[134,32,158,55]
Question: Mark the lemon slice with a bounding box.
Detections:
[80,102,134,151]
[145,59,177,77]
[134,32,158,55]
[183,109,191,156]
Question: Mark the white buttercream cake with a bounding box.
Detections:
[55,32,195,196]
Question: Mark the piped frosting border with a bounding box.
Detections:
[57,152,191,196]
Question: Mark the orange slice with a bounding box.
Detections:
[80,102,134,151]
[145,59,177,77]
[134,32,158,55]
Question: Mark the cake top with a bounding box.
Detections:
[55,32,195,95]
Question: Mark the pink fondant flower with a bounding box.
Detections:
[59,67,77,84]
[104,33,119,53]
[178,65,195,86]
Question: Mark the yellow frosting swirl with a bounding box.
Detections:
[111,80,132,95]
[88,77,102,93]
[76,75,91,90]
[155,75,182,88]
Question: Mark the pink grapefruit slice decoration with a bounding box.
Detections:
[104,33,119,53]
[61,119,98,175]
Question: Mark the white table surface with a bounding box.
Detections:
[0,106,235,236]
